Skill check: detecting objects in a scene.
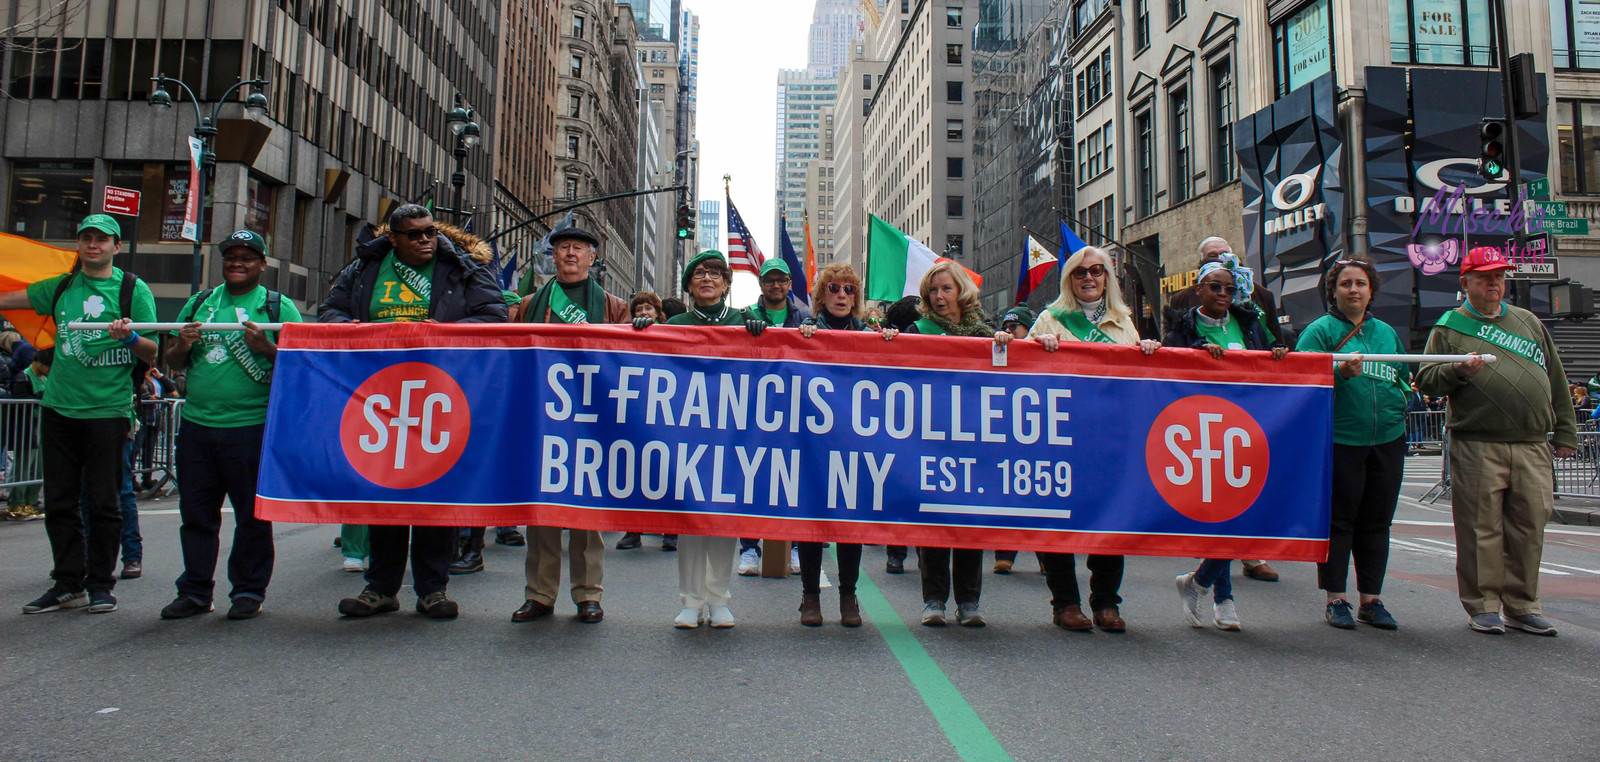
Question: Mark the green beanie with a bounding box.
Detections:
[1001,304,1036,329]
[682,250,730,291]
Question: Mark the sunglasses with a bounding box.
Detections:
[1001,321,1022,331]
[396,226,439,242]
[1205,282,1238,296]
[866,317,885,326]
[691,268,726,281]
[826,282,858,295]
[1070,264,1107,280]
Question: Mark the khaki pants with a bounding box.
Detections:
[1448,439,1552,616]
[524,528,604,605]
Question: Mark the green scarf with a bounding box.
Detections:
[1436,309,1547,372]
[917,309,990,337]
[1049,307,1116,344]
[524,277,608,324]
[393,259,433,305]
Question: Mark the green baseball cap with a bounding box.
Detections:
[758,259,791,279]
[217,229,268,258]
[77,214,121,238]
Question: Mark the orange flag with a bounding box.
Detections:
[803,212,817,287]
[0,233,79,349]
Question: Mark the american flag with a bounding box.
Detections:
[724,193,765,275]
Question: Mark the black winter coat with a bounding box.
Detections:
[1163,304,1284,352]
[318,235,507,324]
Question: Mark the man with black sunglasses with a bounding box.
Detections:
[320,203,507,620]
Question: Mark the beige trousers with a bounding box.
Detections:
[524,528,604,605]
[678,535,737,609]
[1448,439,1553,616]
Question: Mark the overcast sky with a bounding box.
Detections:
[688,0,815,305]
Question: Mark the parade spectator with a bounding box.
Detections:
[865,307,887,332]
[339,525,369,573]
[1168,258,1288,631]
[791,263,894,627]
[4,345,46,520]
[1415,246,1578,636]
[659,297,687,320]
[1296,256,1408,630]
[1015,247,1159,632]
[629,291,663,322]
[158,229,303,620]
[510,226,625,625]
[323,203,507,620]
[640,251,759,628]
[0,214,158,615]
[904,261,992,627]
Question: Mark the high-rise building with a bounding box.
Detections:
[0,0,500,314]
[698,199,721,251]
[808,0,866,78]
[832,51,888,274]
[493,0,561,289]
[774,70,839,250]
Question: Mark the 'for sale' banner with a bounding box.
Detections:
[256,324,1334,561]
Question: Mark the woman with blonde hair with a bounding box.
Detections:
[998,246,1157,633]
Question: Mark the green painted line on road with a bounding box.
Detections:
[844,549,1012,762]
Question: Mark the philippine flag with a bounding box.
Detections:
[1015,234,1058,303]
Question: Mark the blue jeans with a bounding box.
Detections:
[1193,559,1234,604]
[80,438,141,563]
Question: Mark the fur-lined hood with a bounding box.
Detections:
[372,221,492,265]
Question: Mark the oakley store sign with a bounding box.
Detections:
[1237,71,1347,332]
[1363,66,1550,347]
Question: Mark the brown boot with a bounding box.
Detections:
[799,593,823,627]
[1053,604,1093,631]
[1243,562,1280,582]
[1093,606,1126,632]
[840,594,863,628]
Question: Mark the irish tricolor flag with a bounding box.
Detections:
[0,233,78,348]
[865,215,982,302]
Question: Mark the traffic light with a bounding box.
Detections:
[675,204,694,239]
[1478,119,1507,181]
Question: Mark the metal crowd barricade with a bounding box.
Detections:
[133,398,183,496]
[1552,428,1600,502]
[1405,410,1447,454]
[0,399,45,500]
[0,398,184,501]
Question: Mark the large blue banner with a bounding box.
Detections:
[257,324,1335,561]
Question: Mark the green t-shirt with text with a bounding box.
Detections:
[26,268,157,419]
[368,254,434,323]
[172,286,304,427]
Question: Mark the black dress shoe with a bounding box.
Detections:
[615,532,643,550]
[575,600,604,623]
[448,550,484,575]
[511,600,554,622]
[886,557,905,574]
[495,529,526,547]
[661,535,678,552]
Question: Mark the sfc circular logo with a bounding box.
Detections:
[340,362,470,489]
[1145,395,1269,523]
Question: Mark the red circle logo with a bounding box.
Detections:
[1145,395,1270,523]
[339,362,471,489]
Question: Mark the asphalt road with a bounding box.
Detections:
[2,455,1598,761]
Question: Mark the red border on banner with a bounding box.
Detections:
[256,498,1330,562]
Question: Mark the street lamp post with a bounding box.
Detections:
[445,96,481,227]
[148,75,270,292]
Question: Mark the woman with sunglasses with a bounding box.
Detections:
[902,261,992,626]
[996,246,1158,632]
[1165,258,1287,631]
[637,251,761,629]
[1295,256,1407,630]
[792,264,896,627]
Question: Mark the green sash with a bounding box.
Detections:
[1049,307,1116,344]
[548,282,590,324]
[1436,309,1546,372]
[393,260,433,305]
[524,277,609,324]
[913,317,948,336]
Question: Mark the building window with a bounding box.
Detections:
[569,94,581,117]
[946,81,963,102]
[946,44,962,65]
[567,134,580,159]
[946,119,964,140]
[6,161,92,240]
[1135,0,1150,50]
[863,73,872,90]
[1273,0,1334,97]
[946,235,964,256]
[947,157,964,178]
[1557,100,1600,194]
[948,7,963,27]
[1553,0,1600,70]
[572,14,585,38]
[571,55,584,77]
[947,196,964,217]
[1390,0,1493,66]
[1135,107,1156,217]
[1169,0,1186,24]
[1170,87,1192,204]
[1211,58,1235,184]
[565,177,579,198]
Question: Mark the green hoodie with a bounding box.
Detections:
[1296,311,1410,446]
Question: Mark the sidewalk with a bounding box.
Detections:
[1554,497,1600,527]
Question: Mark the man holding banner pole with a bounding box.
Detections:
[0,214,158,615]
[322,203,507,620]
[1416,246,1577,637]
[510,226,625,624]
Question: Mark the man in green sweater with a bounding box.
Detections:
[1415,246,1577,637]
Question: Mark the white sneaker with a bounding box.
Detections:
[789,545,801,574]
[1213,599,1241,631]
[737,548,760,576]
[708,605,736,628]
[1176,573,1204,628]
[673,607,702,629]
[341,557,368,573]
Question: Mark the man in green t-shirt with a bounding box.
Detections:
[0,214,158,615]
[157,230,303,621]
